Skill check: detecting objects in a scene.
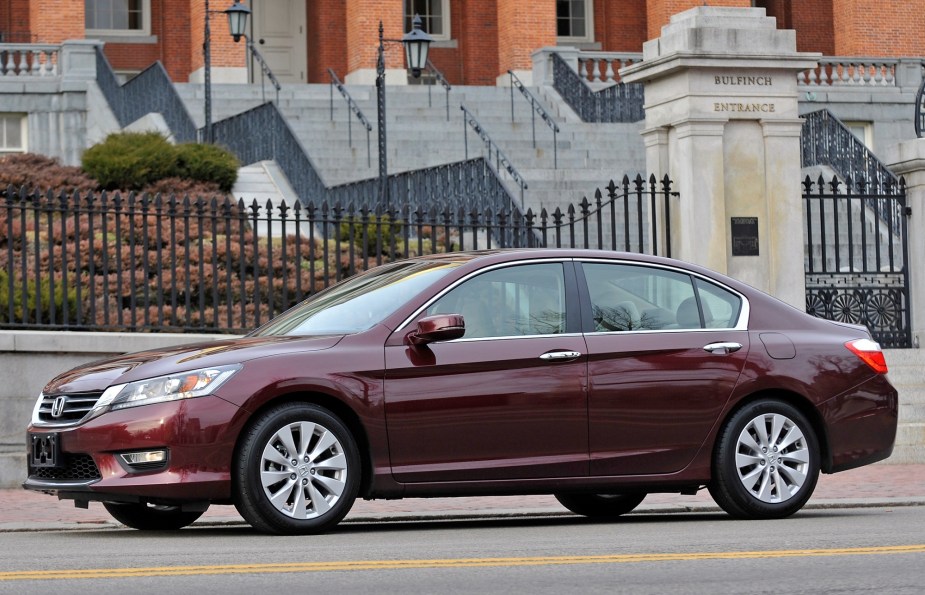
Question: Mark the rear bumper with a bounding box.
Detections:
[819,374,898,473]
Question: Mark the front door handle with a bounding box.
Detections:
[539,350,582,362]
[703,342,743,355]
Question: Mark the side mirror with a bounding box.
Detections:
[408,314,465,345]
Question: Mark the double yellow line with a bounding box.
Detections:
[2,545,924,581]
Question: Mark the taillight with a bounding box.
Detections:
[845,338,889,374]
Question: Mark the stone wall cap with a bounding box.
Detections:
[665,6,774,32]
[0,330,236,355]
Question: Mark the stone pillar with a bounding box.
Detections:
[621,6,819,309]
[885,141,925,349]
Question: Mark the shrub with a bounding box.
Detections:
[0,154,98,194]
[175,143,239,192]
[0,269,78,325]
[82,132,178,190]
[339,215,403,256]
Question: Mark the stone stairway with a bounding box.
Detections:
[884,349,925,464]
[174,82,646,216]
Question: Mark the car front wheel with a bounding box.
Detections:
[554,493,646,518]
[233,402,360,535]
[102,502,206,530]
[709,399,820,519]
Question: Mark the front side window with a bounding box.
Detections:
[426,263,567,339]
[557,0,593,42]
[86,0,149,35]
[0,114,26,155]
[404,0,450,40]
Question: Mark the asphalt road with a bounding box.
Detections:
[1,506,923,594]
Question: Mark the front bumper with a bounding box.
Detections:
[23,395,245,504]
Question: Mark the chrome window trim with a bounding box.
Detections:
[395,258,573,334]
[576,258,750,332]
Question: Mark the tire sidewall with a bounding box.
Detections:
[236,403,361,534]
[715,400,820,519]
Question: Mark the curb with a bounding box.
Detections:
[2,497,923,533]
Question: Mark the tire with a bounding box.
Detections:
[233,402,360,535]
[102,502,205,530]
[708,399,820,519]
[554,493,646,518]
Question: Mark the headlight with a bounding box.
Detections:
[94,364,242,413]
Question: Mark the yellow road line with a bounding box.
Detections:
[2,545,924,581]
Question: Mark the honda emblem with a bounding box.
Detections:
[51,396,67,419]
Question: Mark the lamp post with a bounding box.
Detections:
[376,14,433,209]
[203,0,252,144]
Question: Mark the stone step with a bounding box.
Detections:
[895,422,925,445]
[885,443,925,464]
[899,401,925,423]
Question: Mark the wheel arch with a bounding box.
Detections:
[232,391,375,498]
[718,389,833,473]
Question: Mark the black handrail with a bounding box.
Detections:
[461,104,528,207]
[801,108,902,234]
[94,47,197,142]
[328,68,373,168]
[550,52,644,123]
[425,58,452,121]
[508,69,559,169]
[247,42,281,104]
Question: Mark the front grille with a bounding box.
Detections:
[36,392,103,425]
[29,453,101,482]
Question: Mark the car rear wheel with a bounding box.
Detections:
[709,400,820,519]
[554,493,646,518]
[233,402,360,535]
[102,502,206,530]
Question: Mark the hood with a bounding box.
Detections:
[43,334,344,395]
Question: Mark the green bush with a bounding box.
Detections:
[0,269,78,325]
[175,143,239,192]
[339,215,403,256]
[82,132,177,191]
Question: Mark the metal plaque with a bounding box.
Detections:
[731,217,759,256]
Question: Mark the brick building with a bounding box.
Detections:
[2,1,923,86]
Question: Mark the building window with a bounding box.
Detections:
[404,0,450,40]
[85,0,150,36]
[557,0,593,42]
[0,114,26,155]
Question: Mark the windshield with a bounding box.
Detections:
[250,260,462,336]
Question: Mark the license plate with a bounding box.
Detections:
[29,433,61,468]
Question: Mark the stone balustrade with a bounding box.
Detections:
[575,52,644,84]
[0,44,60,77]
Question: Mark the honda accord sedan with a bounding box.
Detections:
[24,249,898,534]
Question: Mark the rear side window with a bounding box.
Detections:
[582,262,741,331]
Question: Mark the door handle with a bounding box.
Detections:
[703,342,743,355]
[539,350,582,361]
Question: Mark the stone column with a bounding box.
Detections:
[621,6,819,308]
[886,141,925,348]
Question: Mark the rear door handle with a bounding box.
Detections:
[539,350,582,362]
[703,342,743,355]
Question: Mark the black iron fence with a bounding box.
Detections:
[550,53,644,123]
[0,175,672,333]
[803,174,911,348]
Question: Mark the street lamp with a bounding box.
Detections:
[376,14,433,209]
[203,0,252,144]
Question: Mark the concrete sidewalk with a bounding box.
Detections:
[2,462,924,532]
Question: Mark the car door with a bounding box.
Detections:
[383,260,589,483]
[578,260,749,476]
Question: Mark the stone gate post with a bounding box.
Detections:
[621,7,819,309]
[886,142,925,348]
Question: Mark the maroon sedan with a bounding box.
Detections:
[24,249,897,534]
